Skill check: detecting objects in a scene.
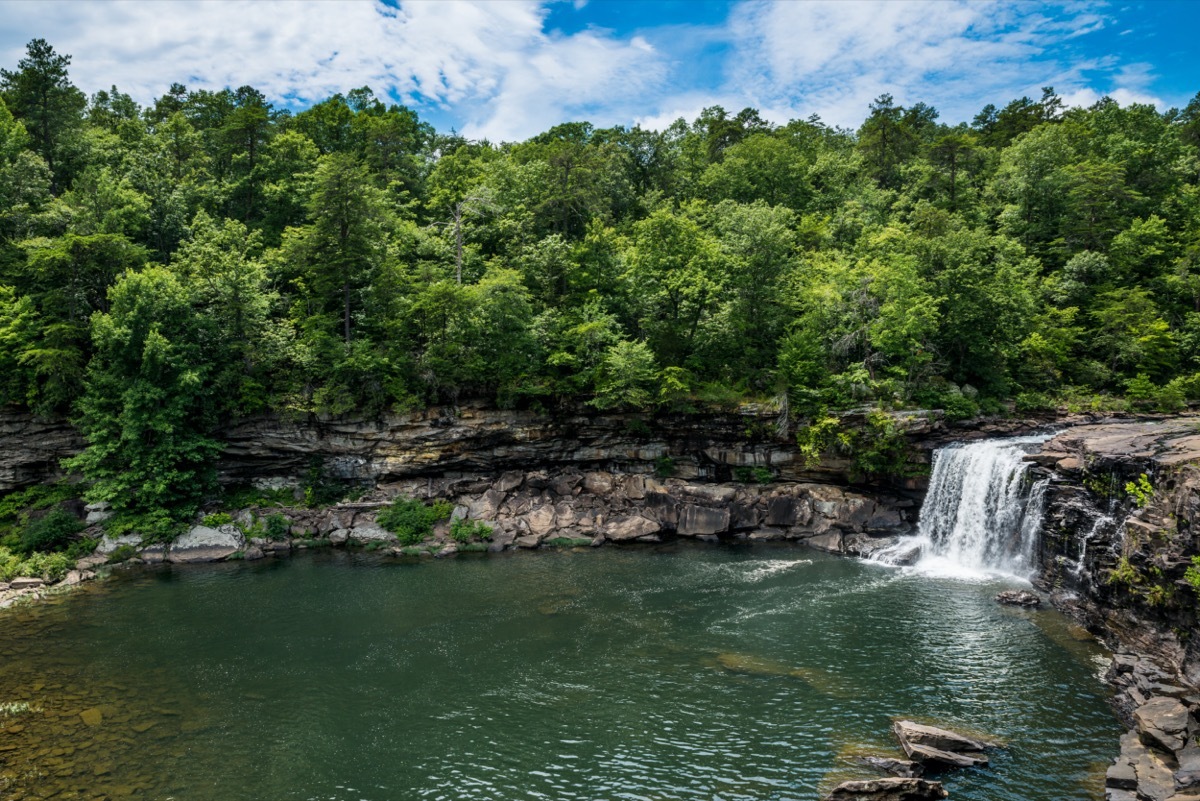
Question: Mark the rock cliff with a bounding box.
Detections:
[1031,417,1200,681]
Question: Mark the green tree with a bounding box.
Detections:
[66,267,222,534]
[0,39,86,191]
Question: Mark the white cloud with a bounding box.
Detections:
[0,0,668,141]
[0,0,1175,140]
[699,0,1148,127]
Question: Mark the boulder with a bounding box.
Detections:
[348,526,396,544]
[167,525,245,563]
[807,532,844,553]
[493,471,524,493]
[765,496,802,527]
[9,577,44,590]
[995,589,1041,607]
[1108,730,1177,801]
[84,501,113,525]
[525,505,556,536]
[583,472,614,495]
[678,505,730,536]
[824,778,946,800]
[96,532,141,556]
[552,473,583,496]
[75,554,107,570]
[893,720,993,754]
[514,534,543,549]
[243,546,265,561]
[900,741,987,768]
[328,529,350,545]
[1134,697,1191,754]
[853,756,923,778]
[606,515,661,542]
[139,544,166,564]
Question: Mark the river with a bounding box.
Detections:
[0,542,1118,800]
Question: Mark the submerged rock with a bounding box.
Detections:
[824,777,946,800]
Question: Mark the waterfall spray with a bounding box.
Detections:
[871,435,1052,578]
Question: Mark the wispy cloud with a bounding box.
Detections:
[0,0,1174,141]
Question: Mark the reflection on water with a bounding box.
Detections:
[0,544,1118,801]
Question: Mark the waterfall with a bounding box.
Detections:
[871,435,1051,579]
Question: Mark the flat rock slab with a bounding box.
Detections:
[853,756,923,778]
[167,525,246,563]
[894,720,993,754]
[1109,730,1177,801]
[900,741,988,768]
[825,778,947,800]
[1135,697,1191,754]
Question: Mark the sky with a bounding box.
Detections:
[1,0,1196,142]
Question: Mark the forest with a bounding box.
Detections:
[1,38,1199,531]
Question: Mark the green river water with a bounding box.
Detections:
[0,543,1119,801]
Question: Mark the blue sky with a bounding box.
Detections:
[1,0,1196,141]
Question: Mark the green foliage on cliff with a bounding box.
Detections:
[0,38,1198,519]
[376,498,453,545]
[1125,474,1155,508]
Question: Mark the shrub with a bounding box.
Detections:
[796,414,842,469]
[942,393,979,422]
[1184,557,1200,593]
[107,544,138,564]
[1125,474,1153,508]
[654,456,676,478]
[847,411,916,480]
[202,512,233,528]
[1014,392,1054,413]
[264,514,291,541]
[104,509,180,544]
[0,547,73,581]
[450,518,493,543]
[376,498,453,545]
[1108,556,1140,586]
[19,508,84,554]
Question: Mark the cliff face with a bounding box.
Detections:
[1032,418,1200,682]
[0,410,83,493]
[215,403,1071,490]
[0,401,1093,495]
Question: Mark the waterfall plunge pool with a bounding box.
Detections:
[0,544,1119,801]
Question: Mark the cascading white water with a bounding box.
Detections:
[871,435,1052,579]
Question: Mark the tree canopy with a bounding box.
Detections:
[2,38,1199,524]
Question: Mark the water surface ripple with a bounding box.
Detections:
[0,544,1118,800]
